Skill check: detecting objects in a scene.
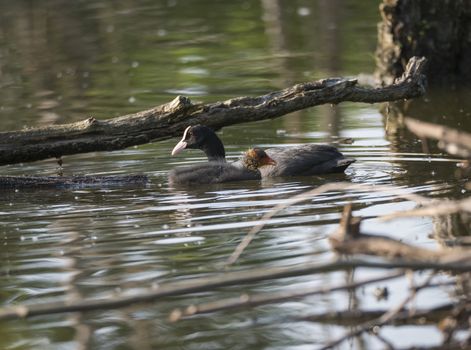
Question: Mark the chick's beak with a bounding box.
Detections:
[264,156,276,166]
[171,140,187,156]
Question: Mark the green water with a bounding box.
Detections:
[0,1,469,349]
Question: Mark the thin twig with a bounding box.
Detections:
[405,118,471,158]
[1,258,470,321]
[330,204,471,264]
[319,272,437,350]
[380,196,471,221]
[299,300,455,325]
[374,332,395,350]
[169,270,405,321]
[226,182,431,265]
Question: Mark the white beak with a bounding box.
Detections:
[171,126,192,156]
[171,140,188,155]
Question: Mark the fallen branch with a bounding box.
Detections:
[0,57,426,166]
[1,257,470,321]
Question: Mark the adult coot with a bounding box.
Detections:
[171,125,355,177]
[169,148,276,186]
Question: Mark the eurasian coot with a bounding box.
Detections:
[171,125,355,177]
[168,148,276,186]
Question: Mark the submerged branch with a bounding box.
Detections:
[0,175,149,189]
[0,57,426,166]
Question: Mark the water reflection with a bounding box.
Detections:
[0,0,378,130]
[0,112,463,349]
[0,0,466,349]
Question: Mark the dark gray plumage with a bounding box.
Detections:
[168,162,260,186]
[168,148,276,186]
[172,125,356,177]
[263,144,354,177]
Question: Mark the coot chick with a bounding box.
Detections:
[168,148,276,186]
[171,125,355,177]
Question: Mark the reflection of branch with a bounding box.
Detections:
[2,258,470,321]
[226,182,431,265]
[169,271,405,321]
[0,57,426,165]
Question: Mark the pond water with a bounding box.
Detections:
[0,1,469,349]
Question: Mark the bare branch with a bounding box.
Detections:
[1,257,470,321]
[168,271,405,321]
[405,118,471,158]
[226,182,431,265]
[320,272,436,350]
[0,57,426,165]
[330,204,471,262]
[170,271,404,321]
[380,197,471,221]
[300,301,455,325]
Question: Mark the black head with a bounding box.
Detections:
[171,125,226,161]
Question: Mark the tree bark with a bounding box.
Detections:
[0,57,426,166]
[376,0,471,85]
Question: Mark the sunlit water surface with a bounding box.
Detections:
[0,1,469,349]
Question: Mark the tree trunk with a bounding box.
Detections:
[376,0,471,85]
